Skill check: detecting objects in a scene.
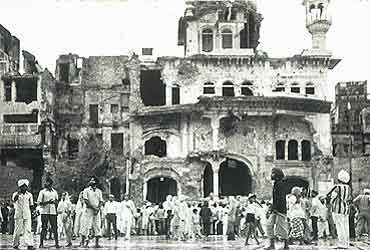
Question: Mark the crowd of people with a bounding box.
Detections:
[1,167,369,249]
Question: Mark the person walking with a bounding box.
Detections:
[265,167,290,250]
[57,192,73,247]
[12,179,36,250]
[310,190,320,241]
[80,177,104,247]
[104,194,119,240]
[199,201,212,237]
[37,177,59,248]
[353,189,370,240]
[73,192,84,237]
[327,169,351,249]
[1,202,9,234]
[120,194,136,240]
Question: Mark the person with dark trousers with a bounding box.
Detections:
[199,201,212,236]
[37,177,59,248]
[310,190,320,241]
[104,194,118,240]
[1,202,9,234]
[265,167,290,250]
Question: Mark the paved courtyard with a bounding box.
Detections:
[1,235,370,250]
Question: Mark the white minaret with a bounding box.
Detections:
[303,0,332,51]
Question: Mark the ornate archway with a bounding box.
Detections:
[219,157,252,196]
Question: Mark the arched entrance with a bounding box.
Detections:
[203,163,213,198]
[219,158,252,196]
[284,176,310,195]
[146,177,177,204]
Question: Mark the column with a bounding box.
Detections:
[143,182,147,201]
[37,77,42,102]
[285,142,289,160]
[181,115,188,157]
[213,166,219,198]
[11,80,16,102]
[211,118,220,150]
[166,85,172,106]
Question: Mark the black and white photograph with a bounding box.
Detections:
[0,0,370,249]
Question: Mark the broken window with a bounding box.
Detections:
[122,78,130,86]
[89,104,99,127]
[145,136,167,157]
[172,86,180,105]
[15,79,37,104]
[301,140,311,161]
[4,81,11,101]
[288,140,298,160]
[203,82,215,95]
[202,29,213,52]
[222,81,234,97]
[241,81,253,96]
[276,140,285,160]
[221,29,233,49]
[111,133,123,154]
[140,70,166,106]
[4,113,38,123]
[67,139,79,159]
[59,63,70,82]
[111,104,119,114]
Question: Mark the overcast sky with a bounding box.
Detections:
[1,0,369,99]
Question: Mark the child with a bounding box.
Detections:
[191,208,202,239]
[318,196,329,239]
[134,208,142,235]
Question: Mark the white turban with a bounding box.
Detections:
[338,170,350,184]
[364,189,370,194]
[17,179,29,187]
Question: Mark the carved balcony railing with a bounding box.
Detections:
[0,123,41,147]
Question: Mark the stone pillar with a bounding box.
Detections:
[181,115,188,157]
[143,181,147,201]
[37,77,42,102]
[11,80,16,102]
[285,142,289,160]
[211,118,220,150]
[166,85,172,106]
[213,166,220,197]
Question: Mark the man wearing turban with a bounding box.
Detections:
[265,167,290,250]
[12,179,35,250]
[327,169,351,249]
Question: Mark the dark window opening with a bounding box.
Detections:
[222,29,233,49]
[288,140,298,160]
[172,86,180,105]
[89,104,99,127]
[96,133,103,141]
[4,81,11,101]
[203,163,213,198]
[111,133,123,154]
[305,87,315,95]
[222,82,234,97]
[202,29,213,52]
[140,70,165,106]
[59,63,70,82]
[67,139,79,159]
[240,26,249,49]
[4,113,38,123]
[241,87,253,96]
[110,178,122,200]
[273,87,285,92]
[122,78,130,86]
[276,140,285,160]
[291,87,300,93]
[120,94,129,112]
[15,79,37,104]
[111,104,119,114]
[203,82,215,94]
[142,48,153,56]
[145,136,167,157]
[301,140,311,161]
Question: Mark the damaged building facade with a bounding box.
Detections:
[0,24,56,199]
[52,0,340,203]
[129,0,340,202]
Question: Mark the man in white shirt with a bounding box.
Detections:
[80,177,104,247]
[104,194,118,240]
[310,190,321,241]
[37,177,59,248]
[120,194,136,240]
[13,179,35,250]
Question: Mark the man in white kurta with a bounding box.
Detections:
[12,179,35,250]
[120,194,136,240]
[80,177,104,247]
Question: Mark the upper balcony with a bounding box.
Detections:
[0,123,41,147]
